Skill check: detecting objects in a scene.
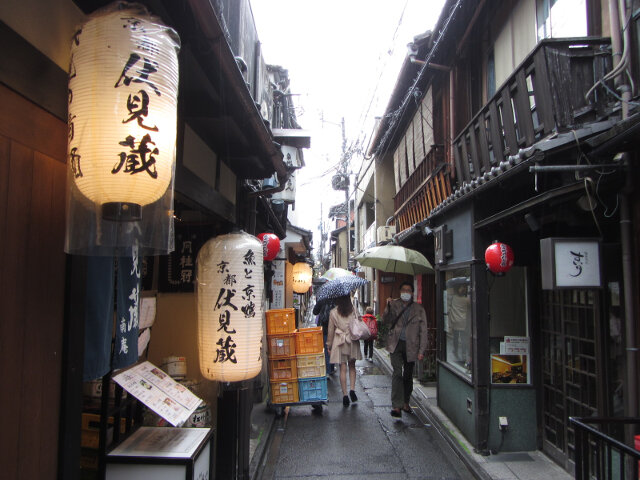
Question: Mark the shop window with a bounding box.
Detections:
[488,267,531,384]
[443,268,472,378]
[486,50,496,100]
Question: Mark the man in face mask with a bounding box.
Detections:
[382,280,428,417]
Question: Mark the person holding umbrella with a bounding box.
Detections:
[317,274,368,407]
[326,295,362,406]
[313,298,336,375]
[382,280,428,417]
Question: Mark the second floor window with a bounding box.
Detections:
[536,0,588,41]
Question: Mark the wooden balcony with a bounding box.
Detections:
[452,38,613,185]
[394,145,451,232]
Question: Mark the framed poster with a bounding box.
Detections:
[491,354,529,384]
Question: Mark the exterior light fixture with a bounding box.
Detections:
[257,233,280,261]
[485,241,515,275]
[65,2,180,255]
[292,262,313,294]
[196,232,264,382]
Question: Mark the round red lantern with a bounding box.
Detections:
[485,241,514,274]
[257,233,280,261]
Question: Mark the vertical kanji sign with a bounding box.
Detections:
[67,4,179,217]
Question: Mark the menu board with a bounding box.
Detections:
[113,361,202,426]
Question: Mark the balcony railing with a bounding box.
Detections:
[452,38,613,186]
[571,417,640,480]
[393,145,449,232]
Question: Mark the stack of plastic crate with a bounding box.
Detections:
[294,326,328,402]
[266,308,298,404]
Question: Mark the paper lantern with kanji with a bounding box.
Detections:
[257,233,280,261]
[67,4,180,221]
[292,262,313,294]
[485,241,515,274]
[197,232,264,382]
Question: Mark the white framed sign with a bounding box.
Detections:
[540,238,601,289]
[271,245,286,309]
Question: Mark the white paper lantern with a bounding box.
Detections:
[68,4,179,220]
[292,262,313,294]
[197,232,264,382]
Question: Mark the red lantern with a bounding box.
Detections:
[257,233,280,261]
[485,241,514,274]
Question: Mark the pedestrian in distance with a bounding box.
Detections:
[313,298,336,375]
[382,280,428,417]
[326,295,362,406]
[361,306,377,362]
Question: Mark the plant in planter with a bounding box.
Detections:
[419,353,437,384]
[375,314,388,349]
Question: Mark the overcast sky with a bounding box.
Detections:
[250,0,445,256]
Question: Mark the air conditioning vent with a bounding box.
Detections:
[376,226,396,244]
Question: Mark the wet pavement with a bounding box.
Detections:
[255,358,475,480]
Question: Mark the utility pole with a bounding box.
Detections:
[325,113,350,270]
[341,117,351,269]
[318,204,325,266]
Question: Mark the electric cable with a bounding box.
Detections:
[374,0,463,158]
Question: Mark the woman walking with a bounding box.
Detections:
[326,295,362,406]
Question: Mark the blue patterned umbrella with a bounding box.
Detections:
[316,275,368,303]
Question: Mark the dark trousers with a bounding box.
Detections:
[390,339,414,408]
[322,324,334,374]
[363,339,374,358]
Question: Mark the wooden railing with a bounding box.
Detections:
[452,38,613,186]
[393,145,450,232]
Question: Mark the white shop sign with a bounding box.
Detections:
[500,336,530,355]
[271,244,286,309]
[540,238,601,289]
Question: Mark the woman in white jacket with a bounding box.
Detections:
[326,295,362,406]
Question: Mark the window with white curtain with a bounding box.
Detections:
[536,0,588,41]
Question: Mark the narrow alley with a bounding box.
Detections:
[257,356,474,480]
[2,1,640,479]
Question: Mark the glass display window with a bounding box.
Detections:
[443,268,472,378]
[488,267,531,385]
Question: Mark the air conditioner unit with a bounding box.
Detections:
[377,226,396,244]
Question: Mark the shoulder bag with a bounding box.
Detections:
[389,301,413,332]
[349,312,371,341]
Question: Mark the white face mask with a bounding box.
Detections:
[400,292,412,302]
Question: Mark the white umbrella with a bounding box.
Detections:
[321,267,353,280]
[354,244,434,275]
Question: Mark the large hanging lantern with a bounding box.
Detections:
[292,262,313,294]
[485,241,515,275]
[67,2,180,221]
[197,231,264,382]
[257,233,280,262]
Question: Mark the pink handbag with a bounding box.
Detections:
[349,314,371,341]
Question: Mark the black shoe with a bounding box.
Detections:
[390,409,401,417]
[343,395,350,407]
[349,390,358,402]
